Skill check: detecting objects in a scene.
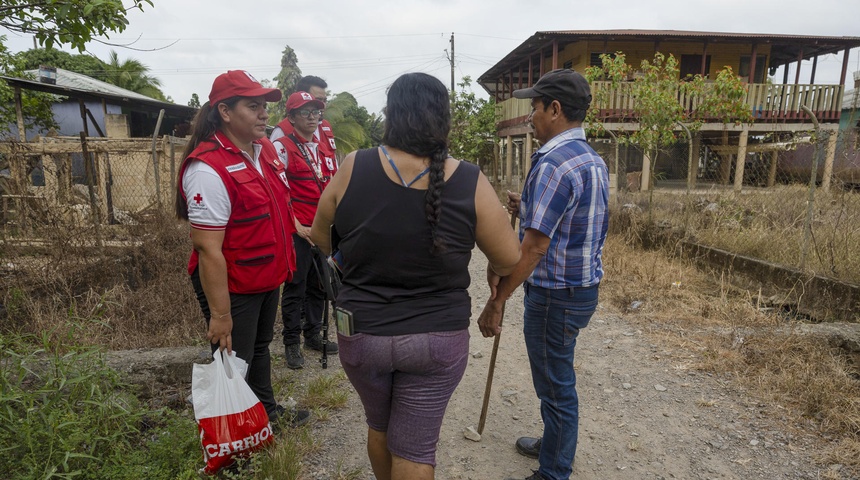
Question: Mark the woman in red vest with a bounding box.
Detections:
[175,70,308,427]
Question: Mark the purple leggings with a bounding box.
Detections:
[337,329,470,466]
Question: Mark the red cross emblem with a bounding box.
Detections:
[193,193,203,204]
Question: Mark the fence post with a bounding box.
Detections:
[800,105,820,270]
[733,128,749,192]
[677,122,693,194]
[151,109,165,208]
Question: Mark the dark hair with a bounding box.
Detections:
[175,97,242,220]
[295,75,327,94]
[538,96,587,123]
[382,72,450,255]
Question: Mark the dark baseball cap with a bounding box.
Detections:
[512,69,592,110]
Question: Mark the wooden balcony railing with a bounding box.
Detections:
[496,82,845,127]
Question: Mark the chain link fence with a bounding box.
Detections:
[0,135,186,242]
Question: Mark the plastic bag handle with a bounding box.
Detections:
[214,349,236,380]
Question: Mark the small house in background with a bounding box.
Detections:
[1,67,196,140]
[479,30,860,192]
[0,69,197,223]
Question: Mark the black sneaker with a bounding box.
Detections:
[269,405,311,433]
[304,333,339,353]
[285,343,304,369]
[515,436,541,459]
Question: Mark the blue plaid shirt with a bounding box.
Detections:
[519,127,609,288]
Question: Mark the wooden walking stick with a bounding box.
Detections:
[477,211,518,435]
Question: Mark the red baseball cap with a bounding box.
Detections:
[285,91,325,112]
[209,70,282,106]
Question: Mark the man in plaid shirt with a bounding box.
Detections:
[478,69,609,480]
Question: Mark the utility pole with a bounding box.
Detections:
[449,32,455,94]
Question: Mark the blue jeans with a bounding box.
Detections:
[523,282,599,480]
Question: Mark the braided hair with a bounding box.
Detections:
[382,73,451,255]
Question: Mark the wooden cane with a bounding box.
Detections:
[477,211,518,435]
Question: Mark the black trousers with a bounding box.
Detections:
[281,234,326,346]
[191,268,278,417]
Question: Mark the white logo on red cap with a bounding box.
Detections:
[243,71,260,84]
[300,92,313,101]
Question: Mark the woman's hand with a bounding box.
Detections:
[207,313,233,353]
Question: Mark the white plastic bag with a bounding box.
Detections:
[191,350,273,475]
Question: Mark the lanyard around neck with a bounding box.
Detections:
[380,145,429,187]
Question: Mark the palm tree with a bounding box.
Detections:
[324,92,371,154]
[103,50,166,101]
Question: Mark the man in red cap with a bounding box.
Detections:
[272,89,339,369]
[271,76,337,162]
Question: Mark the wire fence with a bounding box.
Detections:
[0,135,187,242]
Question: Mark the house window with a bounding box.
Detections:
[589,52,617,67]
[680,55,711,79]
[739,55,767,83]
[563,60,573,69]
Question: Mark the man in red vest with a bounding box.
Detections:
[271,80,339,369]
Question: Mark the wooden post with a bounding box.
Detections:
[810,56,818,85]
[748,44,758,84]
[821,129,838,192]
[11,87,26,191]
[505,136,514,187]
[539,48,545,76]
[14,87,26,142]
[701,42,709,77]
[524,132,533,174]
[641,151,651,191]
[840,48,850,87]
[794,48,803,85]
[552,39,558,70]
[690,132,701,188]
[767,150,779,187]
[151,109,165,207]
[733,128,749,192]
[528,55,533,87]
[719,130,732,185]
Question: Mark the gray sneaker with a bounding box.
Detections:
[285,343,304,369]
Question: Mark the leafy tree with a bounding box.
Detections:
[0,0,154,52]
[268,45,302,123]
[14,48,108,80]
[449,76,497,169]
[102,50,166,100]
[187,93,201,109]
[0,38,58,139]
[584,52,753,196]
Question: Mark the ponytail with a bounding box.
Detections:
[175,98,240,220]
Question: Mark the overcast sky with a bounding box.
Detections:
[3,0,860,114]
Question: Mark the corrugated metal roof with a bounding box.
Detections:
[25,67,158,102]
[536,29,860,42]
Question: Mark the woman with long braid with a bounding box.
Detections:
[310,72,521,480]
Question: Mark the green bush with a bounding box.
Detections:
[0,334,199,479]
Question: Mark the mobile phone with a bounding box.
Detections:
[335,307,354,336]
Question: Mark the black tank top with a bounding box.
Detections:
[334,147,479,335]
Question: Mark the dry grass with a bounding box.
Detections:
[601,228,860,474]
[0,210,201,349]
[617,185,860,285]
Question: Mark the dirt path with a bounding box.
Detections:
[296,250,841,480]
